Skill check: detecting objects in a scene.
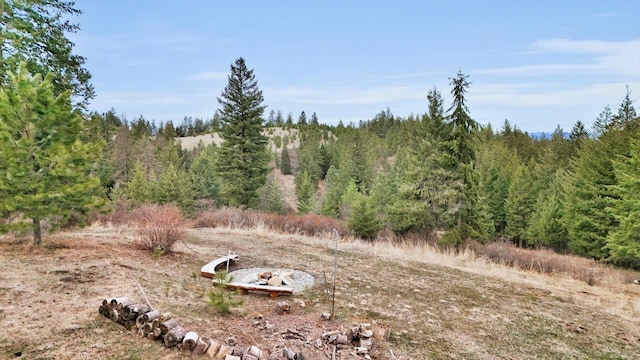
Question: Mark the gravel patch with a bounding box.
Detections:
[228,267,315,293]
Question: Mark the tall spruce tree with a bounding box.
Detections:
[0,0,94,108]
[215,57,269,208]
[611,85,637,129]
[606,138,640,267]
[444,70,486,242]
[0,64,103,245]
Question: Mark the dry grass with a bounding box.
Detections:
[2,219,640,359]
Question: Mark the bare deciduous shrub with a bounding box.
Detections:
[480,241,604,285]
[132,204,186,253]
[264,213,346,237]
[194,207,346,237]
[194,207,246,228]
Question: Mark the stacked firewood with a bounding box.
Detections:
[98,297,267,359]
[317,323,389,359]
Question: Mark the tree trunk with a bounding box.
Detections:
[33,218,42,246]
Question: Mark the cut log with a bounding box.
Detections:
[109,297,130,309]
[158,312,173,323]
[194,336,211,354]
[135,314,146,329]
[182,331,199,351]
[115,299,135,312]
[159,318,178,335]
[143,321,155,335]
[164,326,187,347]
[214,345,231,359]
[336,335,348,345]
[153,327,162,338]
[143,309,160,323]
[206,339,221,358]
[123,303,151,321]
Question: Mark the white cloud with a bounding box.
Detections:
[187,71,228,81]
[266,84,425,106]
[476,38,640,76]
[92,90,188,107]
[471,82,640,107]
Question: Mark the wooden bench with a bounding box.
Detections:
[213,281,293,298]
[200,254,239,278]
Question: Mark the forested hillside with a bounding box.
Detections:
[0,0,638,269]
[76,74,640,268]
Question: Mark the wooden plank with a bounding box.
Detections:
[200,254,238,278]
[212,280,293,297]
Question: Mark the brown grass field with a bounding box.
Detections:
[1,224,640,359]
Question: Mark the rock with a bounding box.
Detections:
[275,302,290,315]
[247,345,263,358]
[267,276,282,287]
[320,313,331,321]
[358,337,373,349]
[224,355,240,360]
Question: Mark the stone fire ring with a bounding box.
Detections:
[227,268,315,294]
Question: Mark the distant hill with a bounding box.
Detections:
[529,132,570,140]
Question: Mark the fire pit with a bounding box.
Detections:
[227,268,315,294]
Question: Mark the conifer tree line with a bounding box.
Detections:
[0,1,639,268]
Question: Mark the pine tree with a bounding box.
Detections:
[259,174,287,215]
[310,112,319,126]
[526,170,569,251]
[321,165,351,217]
[504,164,536,247]
[295,169,314,214]
[150,164,196,215]
[126,161,151,205]
[348,195,381,240]
[0,0,94,107]
[443,70,486,242]
[606,138,640,267]
[569,120,589,153]
[280,145,291,175]
[298,111,307,126]
[611,85,638,129]
[476,139,520,236]
[190,145,219,200]
[593,105,613,138]
[215,57,269,208]
[563,137,619,259]
[0,64,103,245]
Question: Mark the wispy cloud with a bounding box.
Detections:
[93,90,188,107]
[187,71,228,81]
[476,38,640,76]
[266,84,425,105]
[470,82,640,107]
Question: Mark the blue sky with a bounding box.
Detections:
[71,0,640,133]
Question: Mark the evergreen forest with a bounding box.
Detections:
[1,0,639,271]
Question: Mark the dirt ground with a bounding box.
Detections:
[1,225,640,359]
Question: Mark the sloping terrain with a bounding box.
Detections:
[1,225,639,359]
